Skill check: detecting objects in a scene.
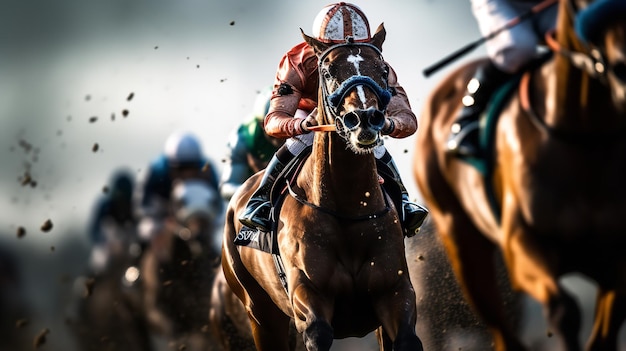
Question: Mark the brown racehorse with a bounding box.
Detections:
[141,179,223,351]
[222,24,424,351]
[413,0,626,350]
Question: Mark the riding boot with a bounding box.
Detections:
[446,61,512,158]
[378,154,429,237]
[239,147,294,232]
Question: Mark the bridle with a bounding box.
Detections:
[314,42,393,137]
[285,40,394,221]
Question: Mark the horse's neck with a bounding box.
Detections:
[302,133,385,213]
[544,2,620,127]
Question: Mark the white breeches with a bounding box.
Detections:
[470,0,557,73]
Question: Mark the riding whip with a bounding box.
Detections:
[422,0,558,77]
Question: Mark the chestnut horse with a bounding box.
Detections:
[222,24,423,351]
[141,179,223,351]
[413,0,626,350]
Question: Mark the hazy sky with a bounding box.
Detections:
[0,0,482,247]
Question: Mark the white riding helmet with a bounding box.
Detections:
[311,2,371,44]
[163,132,203,165]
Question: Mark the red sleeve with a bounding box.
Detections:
[264,42,319,139]
[384,63,417,138]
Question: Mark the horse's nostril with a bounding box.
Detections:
[343,112,360,130]
[369,110,385,130]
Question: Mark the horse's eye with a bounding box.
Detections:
[382,66,389,81]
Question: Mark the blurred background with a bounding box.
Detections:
[0,1,496,350]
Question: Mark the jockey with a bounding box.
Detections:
[137,131,221,242]
[87,168,138,274]
[239,2,429,237]
[219,87,284,202]
[446,0,557,157]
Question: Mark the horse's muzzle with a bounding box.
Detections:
[338,109,385,150]
[341,109,385,132]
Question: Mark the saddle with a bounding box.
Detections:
[460,53,552,223]
[233,148,310,255]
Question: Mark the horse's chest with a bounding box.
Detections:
[280,225,404,287]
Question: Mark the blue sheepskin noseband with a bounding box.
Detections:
[576,0,626,44]
[327,75,392,113]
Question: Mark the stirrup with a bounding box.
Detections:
[239,201,272,232]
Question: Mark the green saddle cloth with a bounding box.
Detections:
[458,74,523,224]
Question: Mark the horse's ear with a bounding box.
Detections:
[301,28,330,56]
[370,23,386,52]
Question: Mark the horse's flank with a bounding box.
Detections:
[417,58,503,241]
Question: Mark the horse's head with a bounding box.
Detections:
[170,179,222,257]
[567,0,626,108]
[302,23,392,153]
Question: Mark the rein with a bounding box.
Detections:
[307,124,336,132]
[286,180,390,221]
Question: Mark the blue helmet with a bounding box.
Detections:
[163,132,203,166]
[109,169,134,200]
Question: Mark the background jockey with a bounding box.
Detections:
[239,2,429,237]
[446,0,557,158]
[86,168,140,275]
[136,131,221,243]
[219,86,284,202]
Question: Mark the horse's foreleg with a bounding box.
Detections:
[302,319,333,351]
[221,238,292,350]
[375,327,392,351]
[505,221,582,350]
[291,283,334,351]
[375,324,422,351]
[442,218,524,351]
[248,302,293,351]
[542,286,582,351]
[392,324,424,351]
[586,289,626,351]
[374,280,423,351]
